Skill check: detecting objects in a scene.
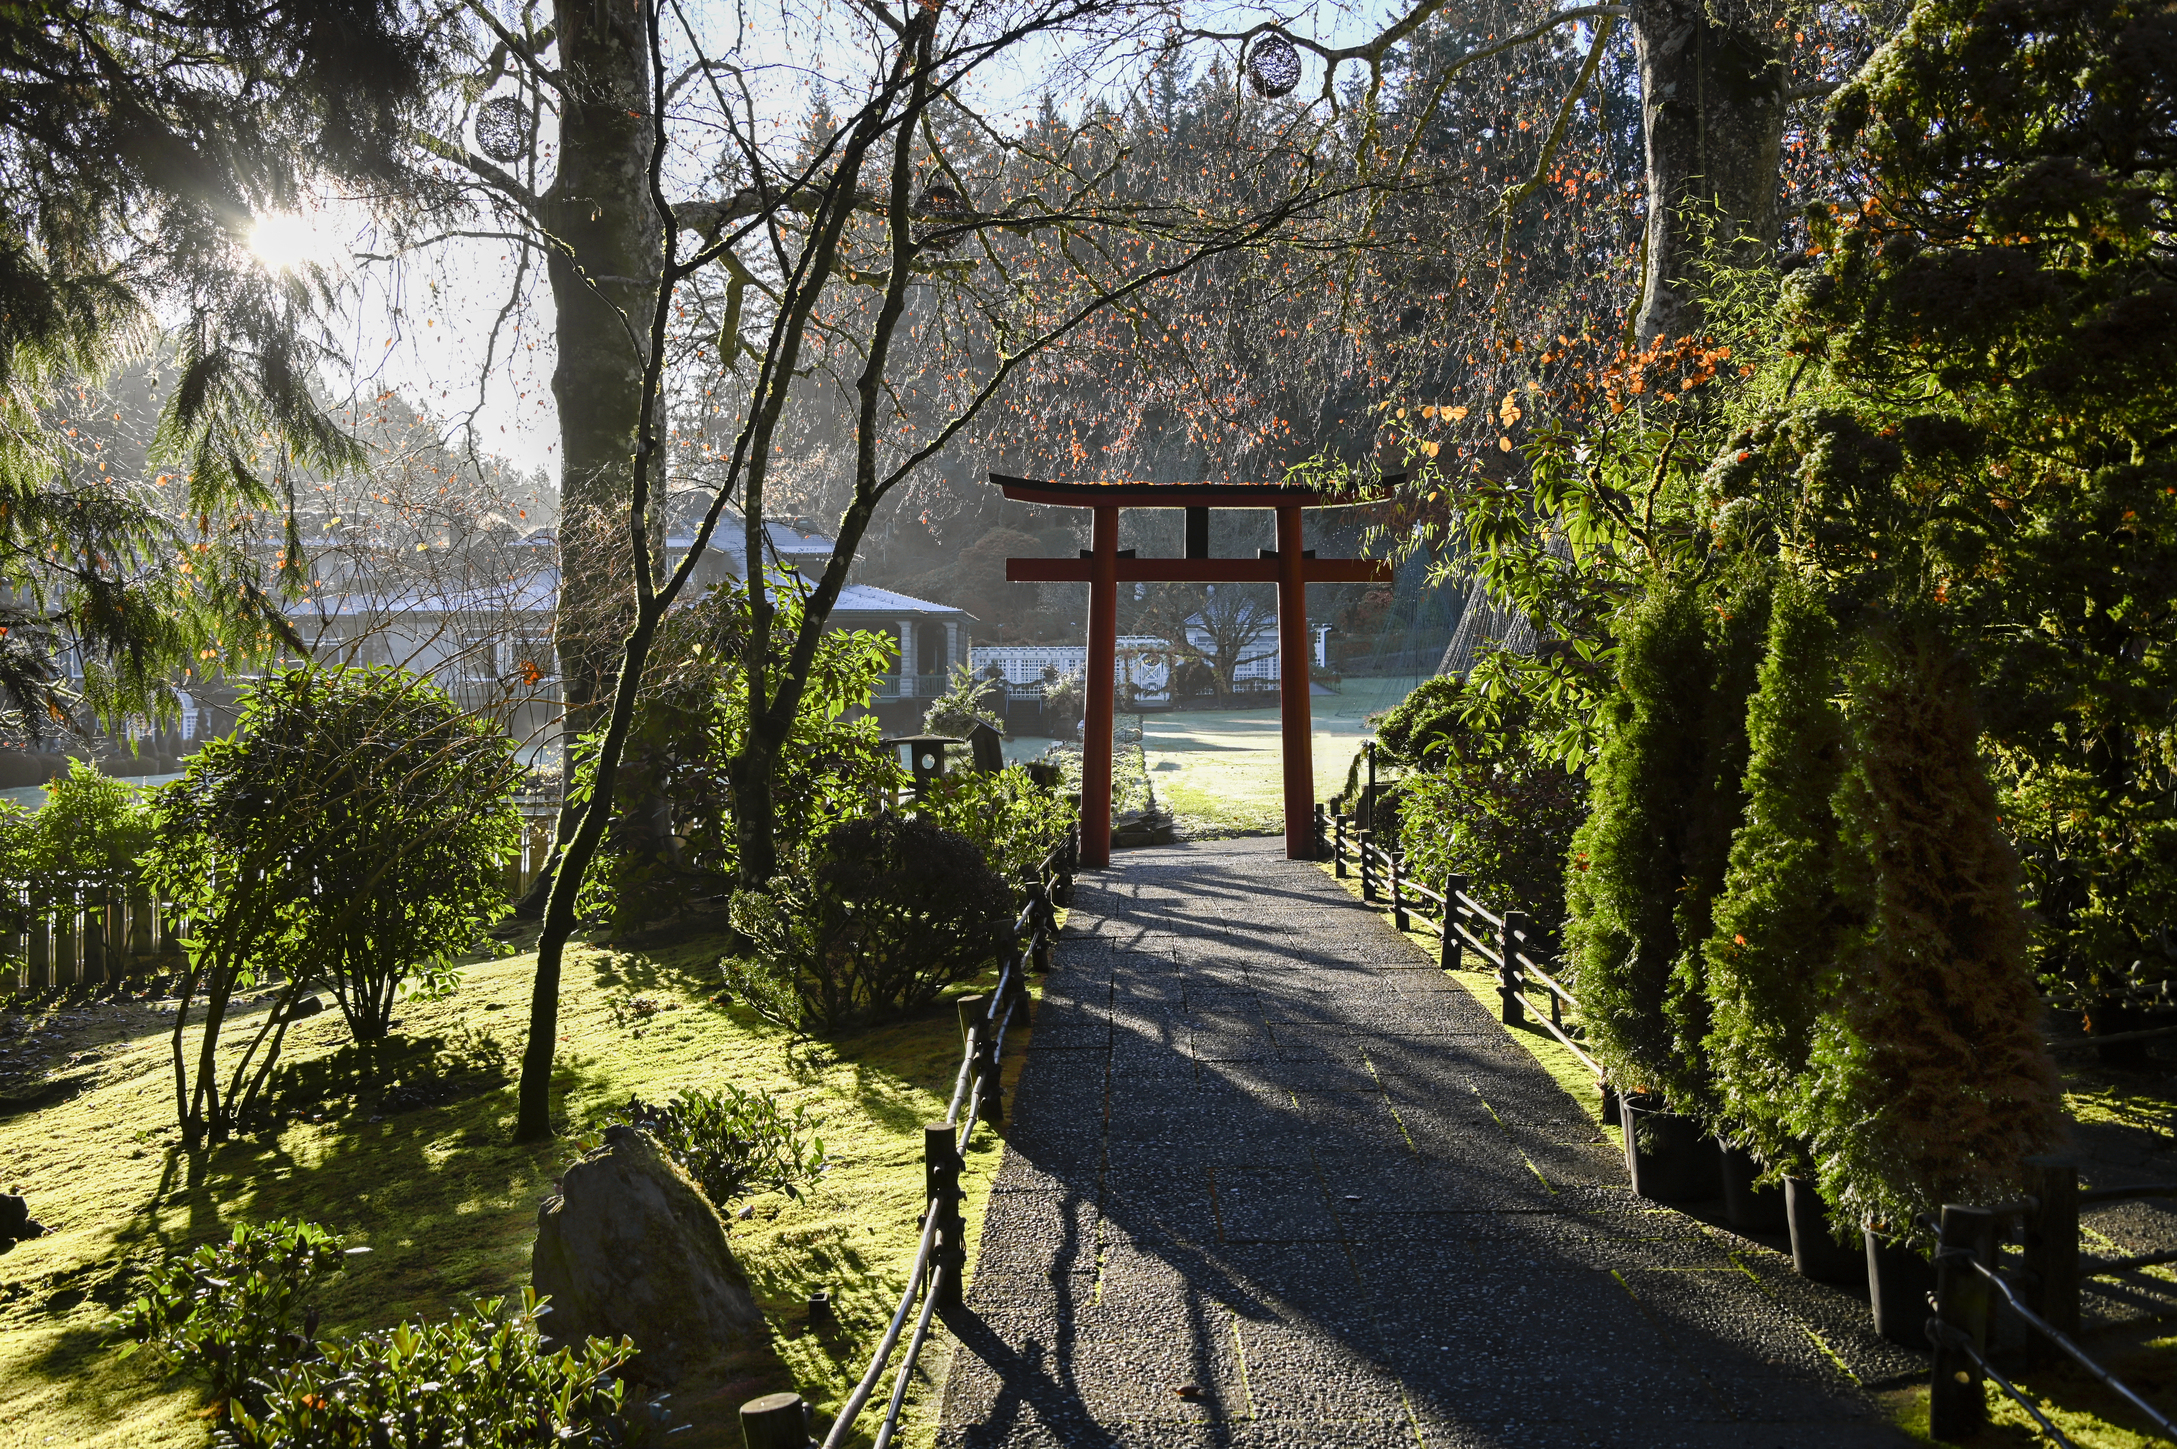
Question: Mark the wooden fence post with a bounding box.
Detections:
[1357,830,1374,902]
[958,993,1002,1128]
[1498,909,1527,1027]
[27,904,49,991]
[54,889,77,991]
[1389,852,1408,932]
[127,883,154,972]
[1312,802,1326,860]
[1027,884,1053,974]
[1333,815,1348,878]
[2023,1157,2080,1368]
[925,1123,965,1310]
[83,888,109,987]
[1441,874,1466,971]
[1929,1204,2000,1441]
[738,1390,808,1448]
[1,887,20,997]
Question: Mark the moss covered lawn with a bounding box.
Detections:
[0,931,1038,1448]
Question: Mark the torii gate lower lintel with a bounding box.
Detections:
[996,474,1394,868]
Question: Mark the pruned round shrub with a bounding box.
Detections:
[728,814,1012,1032]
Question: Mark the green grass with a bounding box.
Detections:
[0,933,1039,1448]
[1144,674,1426,840]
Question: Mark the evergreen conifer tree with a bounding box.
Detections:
[1567,576,1709,1098]
[1808,624,2064,1226]
[1703,577,1852,1173]
[1658,555,1775,1120]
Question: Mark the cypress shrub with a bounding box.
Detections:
[1702,577,1852,1174]
[1569,557,1774,1110]
[1659,557,1776,1121]
[1807,625,2064,1227]
[1566,576,1710,1098]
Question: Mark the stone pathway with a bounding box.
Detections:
[937,839,1921,1448]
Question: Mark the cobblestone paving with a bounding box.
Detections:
[937,838,1919,1448]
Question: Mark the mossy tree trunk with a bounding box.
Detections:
[515,0,662,919]
[1631,0,1788,344]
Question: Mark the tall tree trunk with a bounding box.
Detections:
[516,0,661,918]
[1631,0,1787,344]
[513,0,658,1129]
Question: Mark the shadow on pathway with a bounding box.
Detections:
[936,838,1922,1449]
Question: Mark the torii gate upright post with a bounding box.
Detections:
[997,475,1393,868]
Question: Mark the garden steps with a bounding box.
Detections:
[935,837,1915,1447]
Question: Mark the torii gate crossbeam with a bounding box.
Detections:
[997,475,1393,867]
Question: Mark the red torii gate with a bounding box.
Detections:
[997,474,1394,867]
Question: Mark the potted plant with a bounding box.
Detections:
[1798,625,2064,1286]
[1864,1220,1937,1345]
[1702,578,1854,1252]
[1569,563,1773,1203]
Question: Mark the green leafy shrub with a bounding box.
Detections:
[581,1086,829,1207]
[34,757,154,884]
[923,662,1005,740]
[0,760,154,950]
[1806,624,2064,1228]
[115,1218,353,1407]
[1372,675,1467,769]
[218,1291,664,1449]
[1041,668,1085,732]
[582,582,905,930]
[1701,577,1852,1177]
[913,765,1075,888]
[728,814,1012,1032]
[1392,672,1587,931]
[143,666,520,1141]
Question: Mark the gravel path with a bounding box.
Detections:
[937,838,1916,1448]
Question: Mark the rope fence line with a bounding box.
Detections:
[1313,803,1602,1082]
[742,826,1078,1449]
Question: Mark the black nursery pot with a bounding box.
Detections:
[1864,1226,1938,1346]
[1719,1144,1789,1234]
[1620,1098,1721,1202]
[1784,1177,1866,1287]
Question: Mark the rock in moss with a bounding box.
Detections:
[532,1124,767,1390]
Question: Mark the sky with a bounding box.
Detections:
[279,0,1437,486]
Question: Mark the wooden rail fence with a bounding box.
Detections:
[1315,803,1602,1086]
[1,804,562,998]
[738,828,1078,1449]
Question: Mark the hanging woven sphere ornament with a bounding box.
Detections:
[474,96,530,163]
[917,184,966,218]
[913,184,969,251]
[1246,32,1302,98]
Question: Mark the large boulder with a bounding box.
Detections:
[532,1125,769,1393]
